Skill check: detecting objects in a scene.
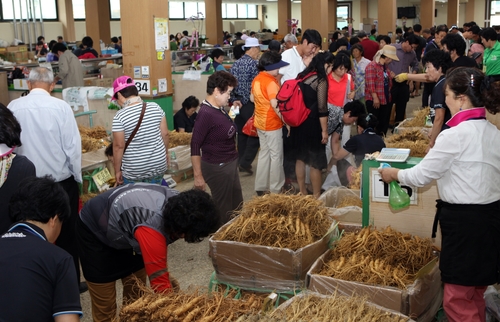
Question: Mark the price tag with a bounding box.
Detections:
[92,168,112,191]
[134,80,151,95]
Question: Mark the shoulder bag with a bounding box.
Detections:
[123,102,147,153]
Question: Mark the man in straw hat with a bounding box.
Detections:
[364,45,399,136]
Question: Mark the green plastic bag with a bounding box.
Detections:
[389,181,410,210]
[380,163,411,210]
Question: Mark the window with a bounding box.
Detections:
[225,4,237,18]
[1,0,57,20]
[237,4,248,19]
[169,2,184,19]
[72,0,85,19]
[110,0,120,19]
[336,2,352,30]
[221,4,257,19]
[169,2,205,20]
[490,0,500,26]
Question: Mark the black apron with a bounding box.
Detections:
[433,199,500,286]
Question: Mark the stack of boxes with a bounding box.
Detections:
[0,45,31,64]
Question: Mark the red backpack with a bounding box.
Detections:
[276,72,316,127]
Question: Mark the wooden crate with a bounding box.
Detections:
[361,159,441,247]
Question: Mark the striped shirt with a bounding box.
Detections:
[112,101,167,180]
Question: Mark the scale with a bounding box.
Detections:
[375,148,411,163]
[163,174,177,188]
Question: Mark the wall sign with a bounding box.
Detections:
[370,171,418,205]
[134,80,151,95]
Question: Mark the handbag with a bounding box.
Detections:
[242,115,258,137]
[123,102,147,153]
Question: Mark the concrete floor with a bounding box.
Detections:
[79,95,423,321]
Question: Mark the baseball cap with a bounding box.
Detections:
[243,37,264,50]
[449,25,458,32]
[113,76,135,97]
[264,60,289,71]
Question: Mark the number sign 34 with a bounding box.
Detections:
[134,80,151,95]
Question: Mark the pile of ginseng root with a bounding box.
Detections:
[79,125,110,153]
[401,107,431,128]
[118,288,264,322]
[169,131,192,148]
[238,292,409,322]
[384,129,429,157]
[213,194,332,250]
[337,194,362,208]
[319,226,435,289]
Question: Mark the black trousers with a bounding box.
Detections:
[234,102,259,169]
[422,82,435,108]
[436,200,500,286]
[282,126,296,180]
[366,100,391,136]
[55,176,81,285]
[391,81,410,123]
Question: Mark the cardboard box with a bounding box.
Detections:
[13,78,30,90]
[0,47,6,53]
[5,51,29,63]
[93,78,113,88]
[319,187,362,225]
[361,160,442,246]
[17,45,28,52]
[100,67,123,80]
[307,250,442,321]
[169,145,192,170]
[6,46,20,52]
[273,291,414,321]
[210,219,338,292]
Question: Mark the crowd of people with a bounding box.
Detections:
[2,20,500,322]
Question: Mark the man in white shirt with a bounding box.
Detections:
[278,29,322,84]
[277,29,322,192]
[7,67,85,293]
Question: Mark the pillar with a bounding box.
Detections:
[120,0,172,100]
[278,0,291,36]
[360,0,368,23]
[377,0,396,41]
[420,0,435,30]
[85,0,111,54]
[465,0,475,25]
[302,0,329,50]
[57,0,76,42]
[447,0,459,28]
[205,0,223,46]
[329,0,338,33]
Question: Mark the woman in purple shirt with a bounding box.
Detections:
[191,71,243,225]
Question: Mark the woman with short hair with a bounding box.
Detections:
[174,95,199,133]
[191,71,243,225]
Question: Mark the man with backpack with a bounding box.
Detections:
[278,29,322,85]
[277,29,322,192]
